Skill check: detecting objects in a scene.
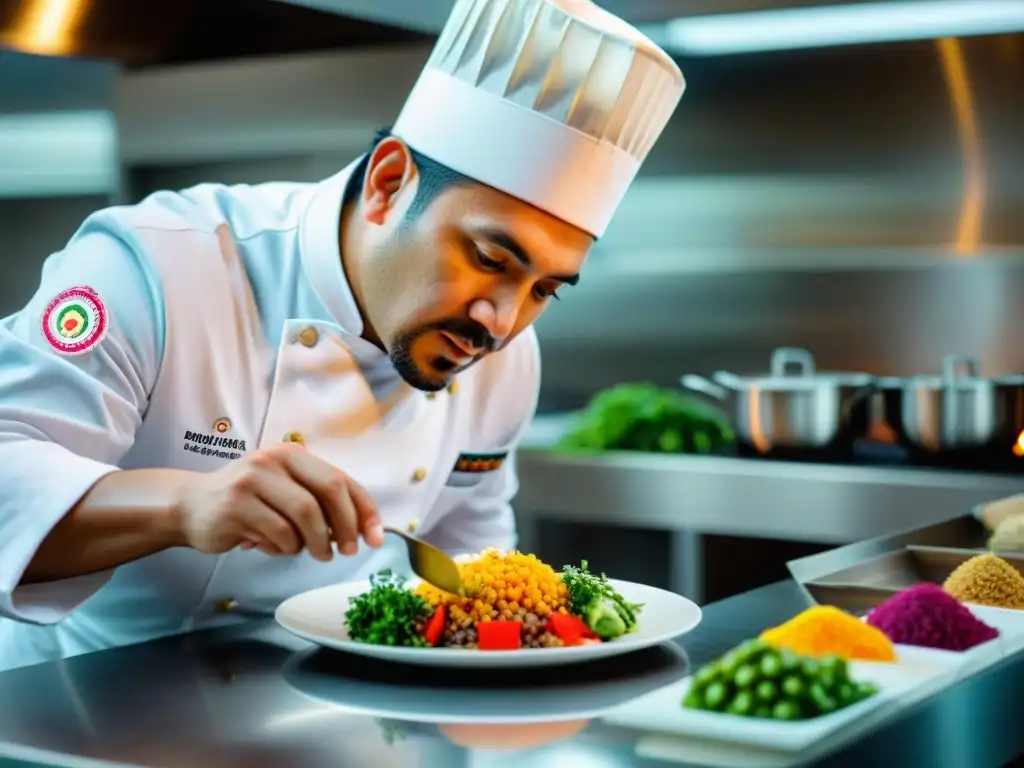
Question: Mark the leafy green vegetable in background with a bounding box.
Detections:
[561,560,642,640]
[554,382,734,454]
[345,570,432,647]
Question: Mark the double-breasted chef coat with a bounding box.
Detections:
[0,160,540,671]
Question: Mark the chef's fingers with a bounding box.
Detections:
[345,475,383,548]
[256,470,334,562]
[240,538,284,556]
[240,498,303,556]
[280,450,361,556]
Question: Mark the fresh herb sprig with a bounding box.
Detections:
[345,570,432,647]
[561,560,643,630]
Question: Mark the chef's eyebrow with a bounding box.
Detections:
[478,228,580,286]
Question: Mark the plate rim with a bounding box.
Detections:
[274,577,703,665]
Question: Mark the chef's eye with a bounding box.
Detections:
[533,284,561,301]
[475,248,505,272]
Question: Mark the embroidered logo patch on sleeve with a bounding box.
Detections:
[41,286,109,355]
[452,452,509,474]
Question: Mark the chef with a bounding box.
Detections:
[0,0,684,670]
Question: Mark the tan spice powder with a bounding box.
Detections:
[943,553,1024,610]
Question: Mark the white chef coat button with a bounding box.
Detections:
[297,327,319,347]
[217,598,238,613]
[447,381,459,395]
[407,518,419,533]
[411,467,427,483]
[283,431,306,445]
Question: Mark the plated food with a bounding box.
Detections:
[343,549,642,651]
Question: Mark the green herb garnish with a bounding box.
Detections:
[345,569,432,647]
[560,560,642,640]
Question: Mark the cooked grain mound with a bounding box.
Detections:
[415,548,570,647]
[943,553,1024,610]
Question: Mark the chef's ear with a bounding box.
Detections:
[362,137,417,226]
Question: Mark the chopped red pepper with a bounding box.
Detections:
[477,620,522,650]
[424,606,446,646]
[547,613,598,646]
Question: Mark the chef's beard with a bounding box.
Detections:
[389,319,496,392]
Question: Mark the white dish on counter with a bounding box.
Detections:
[862,611,1007,679]
[965,604,1024,655]
[601,659,946,753]
[275,577,702,668]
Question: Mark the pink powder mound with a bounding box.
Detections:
[866,582,999,652]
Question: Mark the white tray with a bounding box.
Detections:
[602,659,945,753]
[967,604,1024,655]
[862,608,1008,679]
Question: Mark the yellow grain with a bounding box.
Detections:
[415,548,568,628]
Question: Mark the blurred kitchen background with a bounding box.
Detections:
[3,0,1024,604]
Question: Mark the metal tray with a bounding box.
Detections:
[788,513,1019,612]
[800,545,1024,614]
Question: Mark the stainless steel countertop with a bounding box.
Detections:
[516,416,1024,543]
[0,580,1022,768]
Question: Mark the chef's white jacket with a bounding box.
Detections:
[0,160,540,671]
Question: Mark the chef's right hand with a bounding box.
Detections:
[173,442,384,561]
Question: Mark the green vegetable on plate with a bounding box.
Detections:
[344,570,433,647]
[561,560,642,640]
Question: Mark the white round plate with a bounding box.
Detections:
[275,578,702,668]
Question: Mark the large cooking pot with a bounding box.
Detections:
[680,348,876,454]
[878,355,1024,455]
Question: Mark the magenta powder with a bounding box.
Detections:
[866,583,999,652]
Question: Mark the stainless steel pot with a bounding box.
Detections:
[878,355,1024,454]
[680,347,876,453]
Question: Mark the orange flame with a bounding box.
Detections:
[1013,430,1024,458]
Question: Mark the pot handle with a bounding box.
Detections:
[839,381,878,421]
[771,347,816,377]
[942,354,980,383]
[680,374,729,401]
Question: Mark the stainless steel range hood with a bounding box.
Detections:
[277,0,1024,54]
[0,0,425,68]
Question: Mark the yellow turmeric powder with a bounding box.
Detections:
[760,605,896,662]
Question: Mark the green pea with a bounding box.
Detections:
[818,669,838,691]
[856,682,878,701]
[754,706,774,719]
[695,665,719,687]
[705,681,728,710]
[756,680,778,702]
[779,648,801,671]
[837,683,856,705]
[760,652,783,678]
[782,675,805,698]
[800,658,820,677]
[819,654,847,678]
[734,663,758,688]
[729,691,755,716]
[683,689,703,709]
[719,651,743,676]
[809,682,837,715]
[773,700,801,721]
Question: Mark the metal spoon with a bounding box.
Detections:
[384,527,466,597]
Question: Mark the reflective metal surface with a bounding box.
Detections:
[514,440,1024,546]
[0,581,1021,767]
[879,356,1024,454]
[0,0,423,67]
[680,348,876,453]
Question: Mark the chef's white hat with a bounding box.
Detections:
[392,0,685,238]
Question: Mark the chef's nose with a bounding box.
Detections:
[468,297,517,345]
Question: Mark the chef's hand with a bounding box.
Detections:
[173,442,384,560]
